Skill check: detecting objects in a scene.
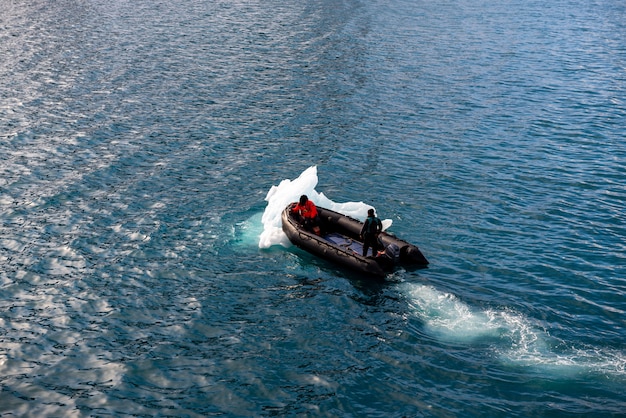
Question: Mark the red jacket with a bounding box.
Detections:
[292,200,318,219]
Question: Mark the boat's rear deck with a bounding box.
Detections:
[323,232,375,257]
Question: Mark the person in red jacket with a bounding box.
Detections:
[291,195,321,235]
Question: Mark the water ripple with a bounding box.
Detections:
[1,0,626,415]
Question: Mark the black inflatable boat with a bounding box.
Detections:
[281,203,428,277]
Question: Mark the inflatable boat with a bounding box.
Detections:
[281,203,428,277]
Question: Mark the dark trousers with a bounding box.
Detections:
[299,216,320,235]
[302,216,318,230]
[362,233,379,257]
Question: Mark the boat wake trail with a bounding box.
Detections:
[401,282,626,379]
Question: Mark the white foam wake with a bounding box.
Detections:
[401,282,626,378]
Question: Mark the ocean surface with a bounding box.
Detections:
[1,0,625,416]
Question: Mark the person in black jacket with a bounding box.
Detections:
[360,208,382,257]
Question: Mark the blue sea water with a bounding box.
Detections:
[1,0,625,416]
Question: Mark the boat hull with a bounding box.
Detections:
[281,205,428,277]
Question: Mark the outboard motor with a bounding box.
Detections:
[384,243,400,263]
[376,243,400,271]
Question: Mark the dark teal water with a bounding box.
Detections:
[1,0,625,416]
